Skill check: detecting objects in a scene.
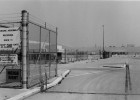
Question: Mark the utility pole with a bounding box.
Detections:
[102,25,105,59]
[102,25,104,52]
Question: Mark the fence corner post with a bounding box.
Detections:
[21,10,28,89]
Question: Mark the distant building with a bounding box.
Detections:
[127,44,135,47]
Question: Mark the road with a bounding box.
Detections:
[25,56,140,100]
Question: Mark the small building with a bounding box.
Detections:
[28,40,65,63]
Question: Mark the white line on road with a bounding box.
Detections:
[68,71,101,78]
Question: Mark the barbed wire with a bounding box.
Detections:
[0,17,21,28]
[0,16,21,19]
[0,12,20,16]
[0,12,21,23]
[29,16,56,30]
[29,19,47,29]
[29,19,56,32]
[29,14,45,24]
[29,14,56,28]
[0,19,21,23]
[0,12,57,31]
[29,17,46,26]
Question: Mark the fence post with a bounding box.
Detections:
[65,49,67,63]
[87,51,88,60]
[26,12,29,88]
[55,27,58,76]
[21,10,28,89]
[49,30,51,78]
[39,26,44,91]
[76,49,78,61]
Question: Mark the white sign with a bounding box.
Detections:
[0,27,20,50]
[0,54,18,65]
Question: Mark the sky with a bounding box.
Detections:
[0,0,140,48]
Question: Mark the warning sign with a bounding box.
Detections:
[6,69,21,82]
[0,54,18,65]
[0,27,20,50]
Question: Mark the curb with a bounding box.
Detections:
[7,70,71,100]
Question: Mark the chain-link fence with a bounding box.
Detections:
[0,10,57,89]
[59,49,102,64]
[60,49,89,64]
[27,13,57,88]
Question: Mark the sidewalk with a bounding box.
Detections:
[0,69,70,100]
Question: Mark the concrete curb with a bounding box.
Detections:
[7,70,71,100]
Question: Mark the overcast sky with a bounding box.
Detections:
[0,0,140,48]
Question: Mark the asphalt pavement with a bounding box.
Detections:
[25,56,140,100]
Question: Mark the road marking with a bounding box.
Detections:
[103,64,126,68]
[68,71,101,78]
[47,90,140,95]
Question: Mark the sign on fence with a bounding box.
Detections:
[6,69,21,82]
[0,54,18,65]
[0,27,20,50]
